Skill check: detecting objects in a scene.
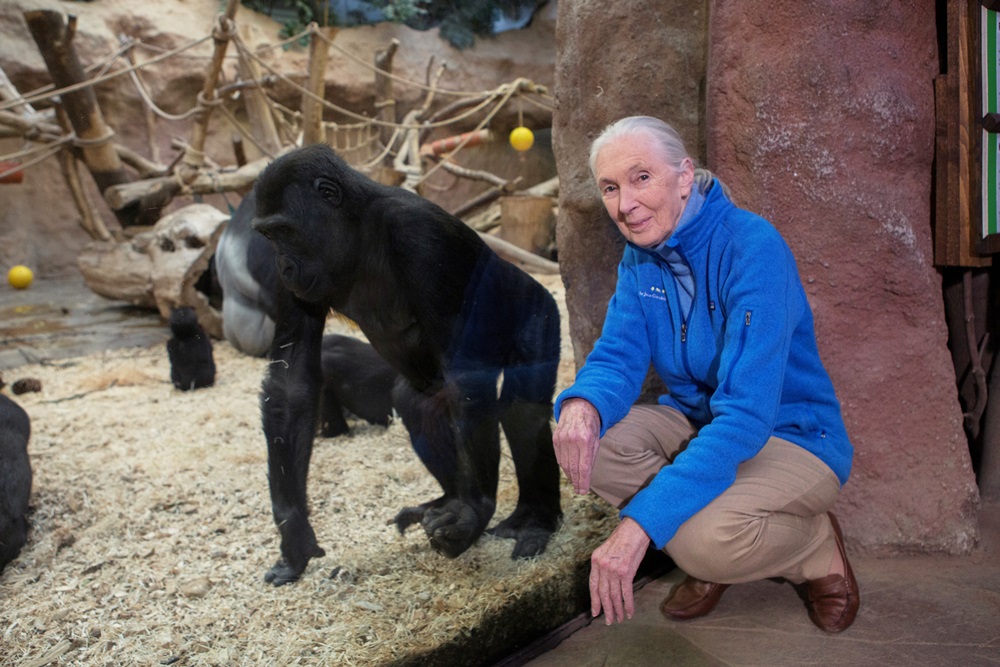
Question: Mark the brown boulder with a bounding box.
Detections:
[554,0,979,554]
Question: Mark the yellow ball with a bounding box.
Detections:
[8,265,33,290]
[509,126,534,152]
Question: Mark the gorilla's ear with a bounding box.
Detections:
[313,177,342,206]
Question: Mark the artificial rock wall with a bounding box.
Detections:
[554,0,981,554]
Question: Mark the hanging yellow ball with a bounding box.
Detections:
[8,265,33,290]
[509,126,534,152]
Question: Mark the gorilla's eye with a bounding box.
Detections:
[313,178,342,205]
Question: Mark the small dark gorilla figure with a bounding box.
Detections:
[319,334,398,437]
[251,144,562,585]
[214,192,278,357]
[0,393,32,573]
[167,306,216,391]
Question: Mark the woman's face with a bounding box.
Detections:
[593,133,695,248]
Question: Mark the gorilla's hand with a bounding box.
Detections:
[420,497,494,559]
[488,504,563,559]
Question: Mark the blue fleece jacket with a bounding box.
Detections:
[554,179,853,550]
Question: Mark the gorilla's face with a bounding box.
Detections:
[252,148,358,304]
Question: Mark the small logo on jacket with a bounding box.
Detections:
[639,285,667,302]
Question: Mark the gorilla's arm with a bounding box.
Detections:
[260,293,327,585]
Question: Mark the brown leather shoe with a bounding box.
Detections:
[803,512,860,633]
[660,576,730,621]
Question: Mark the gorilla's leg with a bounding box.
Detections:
[318,387,350,438]
[392,375,500,558]
[490,397,562,558]
[390,379,456,533]
[261,304,327,586]
[488,290,563,558]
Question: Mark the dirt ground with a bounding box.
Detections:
[0,273,617,666]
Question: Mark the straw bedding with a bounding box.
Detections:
[0,274,617,666]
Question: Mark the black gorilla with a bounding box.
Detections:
[0,393,32,573]
[167,306,216,391]
[216,206,399,436]
[318,334,398,437]
[251,144,562,585]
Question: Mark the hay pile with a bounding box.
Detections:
[0,275,618,666]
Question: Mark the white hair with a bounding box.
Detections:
[588,116,726,196]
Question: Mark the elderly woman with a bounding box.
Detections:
[552,116,858,633]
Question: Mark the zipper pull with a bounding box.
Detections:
[745,311,752,326]
[681,322,687,343]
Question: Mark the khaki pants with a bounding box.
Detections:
[591,404,841,584]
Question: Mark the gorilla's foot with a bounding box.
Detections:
[421,497,493,558]
[264,557,306,586]
[488,505,563,559]
[264,533,326,586]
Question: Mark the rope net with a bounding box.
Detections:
[0,14,553,192]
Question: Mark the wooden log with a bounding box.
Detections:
[146,204,228,338]
[23,9,140,225]
[236,23,281,157]
[104,154,273,211]
[303,24,336,146]
[77,204,228,338]
[456,176,559,224]
[480,233,559,275]
[499,195,555,256]
[77,235,156,308]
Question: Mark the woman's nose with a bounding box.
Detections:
[617,186,638,216]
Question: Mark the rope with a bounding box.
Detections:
[71,127,116,147]
[0,140,70,180]
[413,79,521,187]
[215,103,278,159]
[124,41,202,122]
[0,33,213,113]
[1,14,554,188]
[232,27,542,132]
[310,24,486,99]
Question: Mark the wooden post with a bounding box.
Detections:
[23,9,138,225]
[302,23,336,146]
[374,39,399,150]
[236,23,281,158]
[54,103,112,241]
[180,0,240,180]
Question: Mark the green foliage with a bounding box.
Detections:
[239,0,542,51]
[377,0,424,23]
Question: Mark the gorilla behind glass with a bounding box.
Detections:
[251,144,562,585]
[0,393,32,574]
[167,306,216,391]
[318,333,398,437]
